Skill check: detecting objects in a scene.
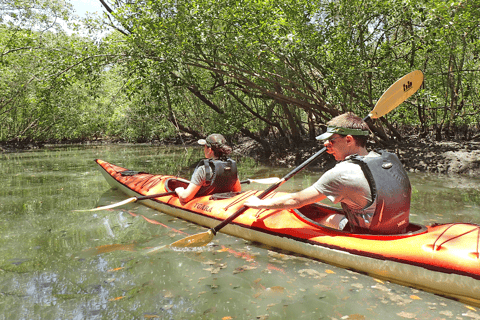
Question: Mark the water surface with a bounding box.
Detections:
[1,144,479,319]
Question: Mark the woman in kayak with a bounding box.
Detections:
[175,134,241,204]
[245,112,411,235]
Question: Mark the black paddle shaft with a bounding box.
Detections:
[136,191,176,201]
[211,146,328,234]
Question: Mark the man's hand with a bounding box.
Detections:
[244,196,264,209]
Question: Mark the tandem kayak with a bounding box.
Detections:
[95,159,480,306]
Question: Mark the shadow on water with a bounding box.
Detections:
[0,144,479,319]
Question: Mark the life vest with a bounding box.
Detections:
[194,158,239,197]
[345,151,411,234]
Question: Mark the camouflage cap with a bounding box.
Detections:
[198,134,227,148]
[316,126,369,140]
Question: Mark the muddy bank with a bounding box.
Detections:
[2,136,479,176]
[234,136,480,177]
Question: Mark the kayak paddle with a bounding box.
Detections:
[75,176,280,212]
[167,70,424,248]
[73,191,177,212]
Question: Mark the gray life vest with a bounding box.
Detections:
[346,151,411,234]
[194,158,238,197]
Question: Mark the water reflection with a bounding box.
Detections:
[0,144,479,319]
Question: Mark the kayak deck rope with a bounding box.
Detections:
[222,190,258,211]
[254,192,279,219]
[432,223,480,259]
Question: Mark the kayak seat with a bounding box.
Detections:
[209,192,245,200]
[295,203,428,236]
[165,177,191,191]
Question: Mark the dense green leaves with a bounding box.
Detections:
[1,0,479,147]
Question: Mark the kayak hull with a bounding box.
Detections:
[95,159,480,306]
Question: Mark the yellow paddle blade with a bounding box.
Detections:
[73,197,138,212]
[369,70,424,119]
[169,230,215,248]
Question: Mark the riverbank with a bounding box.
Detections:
[234,136,480,177]
[2,136,480,176]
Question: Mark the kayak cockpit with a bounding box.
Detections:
[295,202,428,238]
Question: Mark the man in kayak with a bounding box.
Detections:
[245,112,411,235]
[175,134,241,203]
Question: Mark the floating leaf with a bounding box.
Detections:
[465,305,477,311]
[298,269,327,279]
[108,296,125,301]
[410,295,421,300]
[325,269,335,274]
[373,278,384,284]
[107,267,124,272]
[396,311,416,318]
[222,317,232,320]
[347,314,366,320]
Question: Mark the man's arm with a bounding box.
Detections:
[244,186,326,210]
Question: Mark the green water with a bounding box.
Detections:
[1,144,479,319]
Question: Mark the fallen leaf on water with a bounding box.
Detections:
[253,292,262,298]
[462,310,480,319]
[347,314,366,320]
[233,265,255,274]
[108,296,124,302]
[372,284,390,292]
[373,278,384,284]
[465,305,477,311]
[298,269,327,279]
[222,317,232,320]
[325,269,335,274]
[107,267,124,272]
[254,278,262,284]
[396,311,416,319]
[410,295,421,300]
[217,248,229,253]
[267,286,284,293]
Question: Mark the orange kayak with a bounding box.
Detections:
[95,159,480,306]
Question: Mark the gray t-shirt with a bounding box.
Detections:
[191,165,208,186]
[313,151,379,229]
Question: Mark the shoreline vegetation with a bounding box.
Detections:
[2,133,480,177]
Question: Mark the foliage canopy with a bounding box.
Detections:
[1,0,479,152]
